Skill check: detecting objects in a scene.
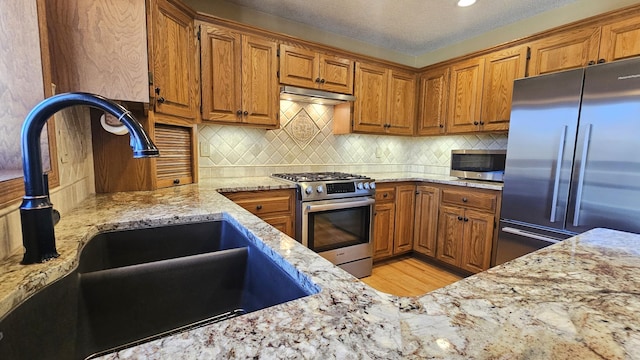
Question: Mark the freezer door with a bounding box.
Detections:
[492,220,570,266]
[567,58,640,234]
[501,69,584,230]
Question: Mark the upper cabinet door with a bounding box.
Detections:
[528,26,601,76]
[200,25,243,123]
[599,15,640,63]
[241,35,279,127]
[447,57,485,134]
[152,0,197,120]
[318,53,354,94]
[387,70,416,135]
[279,44,319,89]
[353,62,388,133]
[480,46,528,132]
[417,67,449,136]
[279,44,354,94]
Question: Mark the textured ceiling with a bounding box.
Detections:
[222,0,580,55]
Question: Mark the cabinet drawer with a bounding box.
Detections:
[224,189,294,216]
[441,189,497,212]
[375,187,396,202]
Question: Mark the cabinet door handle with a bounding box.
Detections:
[457,216,463,221]
[243,110,248,116]
[439,124,444,128]
[236,110,242,115]
[320,78,325,84]
[479,121,485,125]
[173,179,180,185]
[462,197,468,202]
[597,59,606,64]
[256,205,263,210]
[463,217,469,222]
[588,60,596,65]
[383,193,388,198]
[473,121,479,125]
[315,78,321,83]
[157,97,165,104]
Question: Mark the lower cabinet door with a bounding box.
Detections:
[460,209,494,273]
[436,205,464,266]
[373,202,395,260]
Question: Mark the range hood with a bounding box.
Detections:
[280,86,355,105]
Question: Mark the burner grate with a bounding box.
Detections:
[272,172,370,182]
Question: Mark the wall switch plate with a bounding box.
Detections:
[375,146,382,158]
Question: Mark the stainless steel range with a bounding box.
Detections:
[272,172,375,278]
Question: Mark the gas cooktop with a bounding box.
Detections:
[271,172,371,183]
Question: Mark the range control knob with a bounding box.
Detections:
[364,182,371,190]
[370,182,376,189]
[305,186,313,195]
[316,185,324,193]
[357,182,364,190]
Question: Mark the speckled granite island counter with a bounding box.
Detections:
[1,177,638,359]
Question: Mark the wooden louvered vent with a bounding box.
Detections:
[154,124,193,188]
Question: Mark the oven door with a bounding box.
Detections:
[301,197,374,265]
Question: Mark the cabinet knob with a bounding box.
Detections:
[463,217,469,222]
[320,78,325,84]
[173,179,180,185]
[457,216,463,221]
[588,60,596,65]
[315,78,321,83]
[383,193,388,198]
[597,59,606,64]
[157,97,165,104]
[479,121,485,125]
[155,87,161,95]
[439,124,444,128]
[243,110,248,116]
[462,197,468,202]
[473,121,479,125]
[256,205,263,210]
[237,110,242,115]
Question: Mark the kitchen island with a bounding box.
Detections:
[0,175,638,359]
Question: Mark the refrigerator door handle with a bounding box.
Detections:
[550,125,567,222]
[502,227,563,244]
[573,123,592,227]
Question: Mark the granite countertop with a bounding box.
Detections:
[1,176,638,359]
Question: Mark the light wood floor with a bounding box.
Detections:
[361,256,465,297]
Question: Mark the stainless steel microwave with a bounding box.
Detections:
[450,149,506,182]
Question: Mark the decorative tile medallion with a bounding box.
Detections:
[283,107,320,149]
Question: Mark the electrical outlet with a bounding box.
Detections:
[199,143,210,157]
[375,146,382,158]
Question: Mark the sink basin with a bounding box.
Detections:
[0,219,319,359]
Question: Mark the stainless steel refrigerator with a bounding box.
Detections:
[493,57,640,266]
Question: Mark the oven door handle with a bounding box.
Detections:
[305,198,375,213]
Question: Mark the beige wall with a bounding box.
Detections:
[184,0,640,67]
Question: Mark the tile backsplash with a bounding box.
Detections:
[199,100,508,178]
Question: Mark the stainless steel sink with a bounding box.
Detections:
[0,220,319,359]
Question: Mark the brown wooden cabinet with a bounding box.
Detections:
[279,44,354,94]
[417,67,449,135]
[447,57,485,134]
[435,187,499,273]
[353,62,416,135]
[480,46,528,132]
[372,183,415,261]
[200,23,279,128]
[91,108,197,193]
[223,189,296,238]
[413,185,440,257]
[46,0,149,102]
[373,185,395,260]
[445,46,527,134]
[528,26,601,76]
[600,15,640,63]
[150,0,198,120]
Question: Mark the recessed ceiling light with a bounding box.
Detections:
[458,0,476,7]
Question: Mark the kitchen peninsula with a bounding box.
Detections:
[0,175,638,359]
